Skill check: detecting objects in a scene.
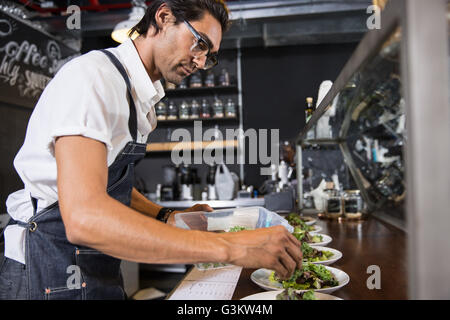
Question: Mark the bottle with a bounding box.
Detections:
[205,70,215,87]
[179,100,190,119]
[212,96,224,118]
[201,99,211,118]
[167,100,178,120]
[206,164,217,200]
[219,68,230,86]
[225,98,236,118]
[180,164,193,200]
[305,97,314,123]
[179,77,188,89]
[190,99,200,119]
[155,100,167,120]
[190,72,202,88]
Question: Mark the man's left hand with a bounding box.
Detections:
[166,203,214,225]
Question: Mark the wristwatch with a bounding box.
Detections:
[156,207,175,223]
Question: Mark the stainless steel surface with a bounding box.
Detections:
[237,45,245,181]
[296,144,303,210]
[401,0,450,300]
[155,198,265,209]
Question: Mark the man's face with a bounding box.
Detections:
[155,12,222,85]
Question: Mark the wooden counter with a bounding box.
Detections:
[232,216,408,300]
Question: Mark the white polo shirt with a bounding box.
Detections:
[4,38,165,264]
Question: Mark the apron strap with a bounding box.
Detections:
[99,49,138,142]
[30,194,38,215]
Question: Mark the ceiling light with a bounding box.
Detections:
[111,1,146,43]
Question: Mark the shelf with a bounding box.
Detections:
[300,138,342,146]
[157,116,239,126]
[146,140,239,153]
[152,198,265,209]
[164,85,238,96]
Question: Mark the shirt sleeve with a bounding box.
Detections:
[45,56,121,156]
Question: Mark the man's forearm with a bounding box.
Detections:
[130,187,163,219]
[66,193,229,264]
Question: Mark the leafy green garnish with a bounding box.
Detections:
[228,225,249,232]
[270,263,338,290]
[302,290,316,300]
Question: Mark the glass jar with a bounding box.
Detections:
[212,96,224,118]
[201,99,211,118]
[179,100,190,119]
[190,72,202,88]
[155,100,167,120]
[225,98,236,118]
[179,77,188,89]
[205,70,215,87]
[167,101,178,120]
[343,190,364,219]
[190,99,200,119]
[324,189,343,219]
[218,68,230,86]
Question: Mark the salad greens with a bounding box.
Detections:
[270,263,339,290]
[293,229,323,244]
[228,225,249,232]
[287,214,316,232]
[301,242,334,263]
[276,288,316,300]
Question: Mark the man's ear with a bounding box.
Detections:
[155,3,176,30]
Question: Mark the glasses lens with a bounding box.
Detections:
[191,39,209,55]
[204,55,218,70]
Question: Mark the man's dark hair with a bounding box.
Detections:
[129,0,230,37]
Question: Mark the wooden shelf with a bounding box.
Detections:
[164,85,238,96]
[146,140,239,153]
[157,116,239,126]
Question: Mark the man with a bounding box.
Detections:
[0,0,302,300]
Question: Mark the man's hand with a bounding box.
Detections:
[183,203,214,213]
[220,225,303,280]
[166,203,213,225]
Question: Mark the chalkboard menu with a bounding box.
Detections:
[0,10,79,108]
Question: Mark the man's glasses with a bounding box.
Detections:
[184,20,218,70]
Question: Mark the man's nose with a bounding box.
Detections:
[193,55,207,70]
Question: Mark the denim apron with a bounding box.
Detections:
[0,49,147,300]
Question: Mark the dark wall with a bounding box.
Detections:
[0,103,32,213]
[241,43,357,190]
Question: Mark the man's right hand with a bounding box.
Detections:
[218,225,303,280]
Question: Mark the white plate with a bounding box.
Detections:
[304,218,317,226]
[308,234,332,247]
[250,266,349,294]
[303,246,342,265]
[309,225,322,233]
[241,290,343,300]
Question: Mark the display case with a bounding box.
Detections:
[297,23,405,227]
[295,0,450,299]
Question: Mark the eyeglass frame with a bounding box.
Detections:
[183,20,218,70]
